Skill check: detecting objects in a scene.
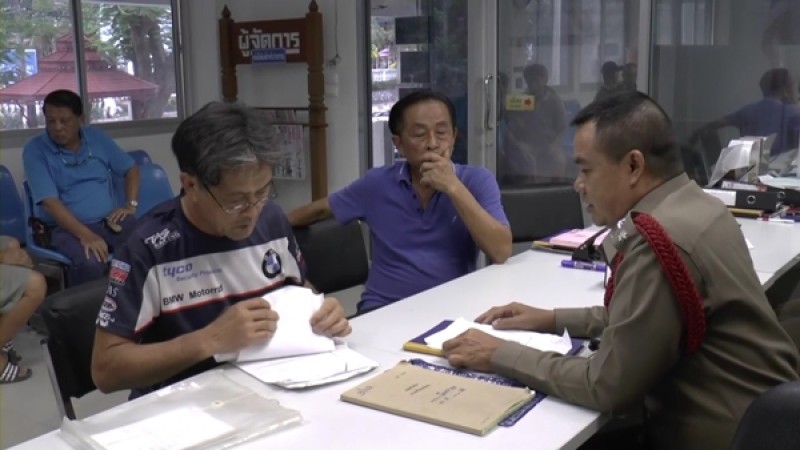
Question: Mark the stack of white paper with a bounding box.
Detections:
[424,317,573,354]
[215,286,336,363]
[237,345,379,389]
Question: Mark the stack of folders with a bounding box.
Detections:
[704,184,782,217]
[532,227,610,255]
[341,361,534,436]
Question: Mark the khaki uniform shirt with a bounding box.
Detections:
[492,173,799,450]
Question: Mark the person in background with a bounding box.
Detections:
[91,102,350,399]
[621,63,638,92]
[594,61,624,103]
[0,236,47,383]
[690,68,800,157]
[289,90,511,315]
[23,90,140,287]
[501,63,567,184]
[443,92,799,450]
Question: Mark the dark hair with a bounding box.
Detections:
[42,90,83,116]
[523,63,548,82]
[388,90,456,135]
[571,91,682,179]
[171,102,281,187]
[759,68,793,99]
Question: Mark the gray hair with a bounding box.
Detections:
[171,102,282,186]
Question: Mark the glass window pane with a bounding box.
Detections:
[497,0,639,187]
[651,0,800,186]
[367,0,469,168]
[80,0,178,122]
[0,0,77,130]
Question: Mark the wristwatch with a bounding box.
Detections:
[128,200,139,209]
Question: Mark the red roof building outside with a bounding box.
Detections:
[0,34,158,102]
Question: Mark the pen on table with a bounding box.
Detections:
[560,259,607,272]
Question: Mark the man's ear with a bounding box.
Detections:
[391,135,404,157]
[627,149,646,185]
[179,173,198,200]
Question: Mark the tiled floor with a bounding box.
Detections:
[0,286,363,448]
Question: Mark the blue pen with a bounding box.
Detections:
[561,259,607,272]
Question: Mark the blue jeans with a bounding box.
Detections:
[50,215,137,287]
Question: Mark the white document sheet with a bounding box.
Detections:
[425,317,573,355]
[237,345,379,389]
[215,286,335,363]
[90,406,234,450]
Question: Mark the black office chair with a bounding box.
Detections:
[292,218,370,294]
[40,278,108,419]
[729,380,800,450]
[501,184,584,243]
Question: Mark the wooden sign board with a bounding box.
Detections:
[232,18,308,64]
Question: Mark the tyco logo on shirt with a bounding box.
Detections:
[163,263,192,278]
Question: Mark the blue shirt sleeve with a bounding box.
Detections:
[463,166,509,226]
[328,173,374,224]
[22,136,59,204]
[724,104,750,129]
[91,127,134,178]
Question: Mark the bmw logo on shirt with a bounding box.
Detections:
[262,249,283,279]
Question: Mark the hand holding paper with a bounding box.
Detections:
[442,329,506,371]
[432,318,572,354]
[204,298,279,356]
[475,302,557,333]
[310,296,352,337]
[214,286,337,363]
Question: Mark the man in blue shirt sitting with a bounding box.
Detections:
[289,90,512,315]
[23,90,141,287]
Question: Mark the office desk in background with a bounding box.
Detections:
[11,220,800,450]
[738,218,800,274]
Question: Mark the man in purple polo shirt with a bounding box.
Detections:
[289,90,511,314]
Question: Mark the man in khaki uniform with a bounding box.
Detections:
[443,92,799,450]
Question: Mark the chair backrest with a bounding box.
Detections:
[127,149,152,165]
[292,218,369,294]
[0,165,26,242]
[115,162,174,217]
[729,380,800,450]
[21,181,72,273]
[501,185,584,243]
[41,277,108,419]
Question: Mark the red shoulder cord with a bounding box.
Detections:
[603,213,706,354]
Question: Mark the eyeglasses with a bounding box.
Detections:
[59,147,98,167]
[203,180,277,215]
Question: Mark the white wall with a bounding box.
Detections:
[187,0,362,211]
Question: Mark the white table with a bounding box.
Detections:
[12,220,800,450]
[9,251,610,450]
[738,219,800,274]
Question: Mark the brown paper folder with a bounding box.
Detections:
[340,361,534,436]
